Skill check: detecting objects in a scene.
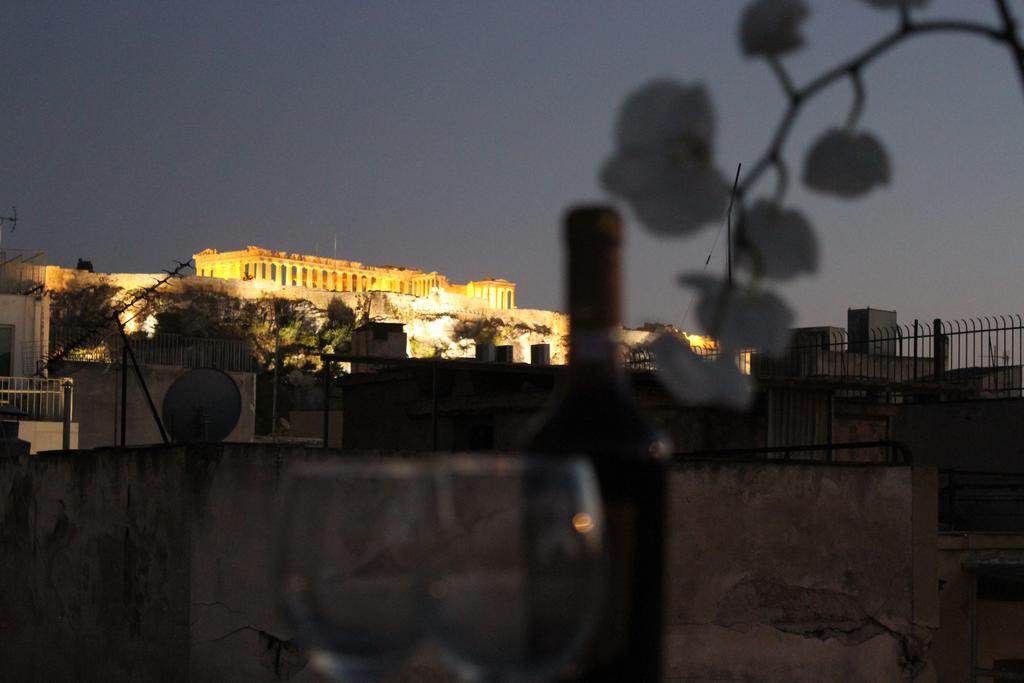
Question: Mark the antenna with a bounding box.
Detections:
[725,163,741,286]
[681,164,742,327]
[0,206,17,257]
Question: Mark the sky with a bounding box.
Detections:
[3,1,1024,331]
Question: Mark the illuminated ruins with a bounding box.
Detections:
[194,246,517,310]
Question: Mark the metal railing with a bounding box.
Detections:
[939,470,1024,532]
[629,315,1024,401]
[0,250,46,295]
[49,325,254,373]
[0,376,70,421]
[675,440,910,465]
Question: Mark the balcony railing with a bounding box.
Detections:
[0,250,46,295]
[0,376,70,422]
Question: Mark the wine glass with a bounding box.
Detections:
[430,454,605,683]
[275,459,432,682]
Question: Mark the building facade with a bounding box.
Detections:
[194,246,517,310]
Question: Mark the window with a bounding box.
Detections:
[0,326,12,375]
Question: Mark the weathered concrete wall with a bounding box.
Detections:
[893,398,1024,473]
[55,361,255,449]
[664,462,938,682]
[183,445,319,682]
[932,534,1024,681]
[0,448,192,682]
[0,448,938,682]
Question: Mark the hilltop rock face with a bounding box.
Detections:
[45,266,580,363]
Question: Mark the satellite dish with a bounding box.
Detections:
[162,368,242,443]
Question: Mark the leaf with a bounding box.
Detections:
[736,200,818,280]
[679,275,794,356]
[739,0,810,58]
[803,128,890,198]
[601,79,729,236]
[650,334,752,409]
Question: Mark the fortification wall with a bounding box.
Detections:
[45,267,578,362]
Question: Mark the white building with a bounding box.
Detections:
[0,255,77,452]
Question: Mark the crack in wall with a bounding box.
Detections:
[198,625,306,680]
[714,575,931,678]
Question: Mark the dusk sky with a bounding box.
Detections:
[4,1,1024,331]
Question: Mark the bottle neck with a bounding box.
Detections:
[564,205,625,382]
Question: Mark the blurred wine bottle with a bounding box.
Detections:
[522,206,671,682]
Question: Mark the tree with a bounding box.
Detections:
[50,281,121,329]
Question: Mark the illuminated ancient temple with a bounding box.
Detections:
[193,246,517,310]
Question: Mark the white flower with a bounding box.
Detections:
[679,275,793,356]
[803,128,890,198]
[737,200,818,280]
[739,0,809,58]
[650,333,751,409]
[859,0,930,9]
[601,80,729,236]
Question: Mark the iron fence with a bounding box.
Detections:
[49,325,254,373]
[0,376,70,421]
[628,315,1024,400]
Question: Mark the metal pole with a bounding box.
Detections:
[120,337,128,446]
[62,380,72,450]
[431,362,438,451]
[271,335,280,436]
[933,318,944,383]
[725,163,741,286]
[913,319,919,381]
[118,325,170,444]
[322,360,331,449]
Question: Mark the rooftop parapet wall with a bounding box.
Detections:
[0,446,938,682]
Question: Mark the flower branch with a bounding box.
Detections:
[600,2,1024,408]
[845,69,866,130]
[768,57,798,102]
[995,0,1024,100]
[737,16,1014,199]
